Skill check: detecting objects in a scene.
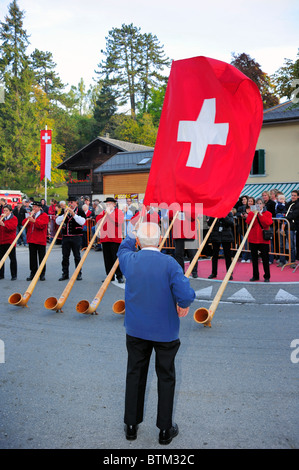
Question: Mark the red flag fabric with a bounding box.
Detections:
[143,56,263,218]
[40,129,52,181]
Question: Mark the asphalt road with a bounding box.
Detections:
[0,245,298,450]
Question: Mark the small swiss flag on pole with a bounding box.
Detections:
[144,56,263,218]
[40,128,52,181]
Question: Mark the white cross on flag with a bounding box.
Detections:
[144,56,263,217]
[40,129,52,181]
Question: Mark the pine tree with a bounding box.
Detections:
[30,48,65,103]
[0,0,36,187]
[96,24,170,117]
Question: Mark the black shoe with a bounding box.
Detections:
[40,275,46,281]
[11,277,17,281]
[192,273,198,278]
[0,276,4,280]
[59,275,69,281]
[125,424,138,441]
[250,277,259,282]
[117,277,124,284]
[159,423,179,445]
[264,278,270,282]
[229,275,233,280]
[26,275,33,281]
[208,274,216,279]
[77,273,82,281]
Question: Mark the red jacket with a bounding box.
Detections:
[246,210,273,245]
[0,215,18,245]
[96,209,124,243]
[48,204,57,220]
[22,211,49,245]
[130,210,160,226]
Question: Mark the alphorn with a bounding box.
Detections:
[44,213,107,312]
[8,209,70,308]
[111,211,180,315]
[193,211,258,327]
[76,208,150,315]
[0,216,32,271]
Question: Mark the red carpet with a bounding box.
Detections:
[186,258,299,284]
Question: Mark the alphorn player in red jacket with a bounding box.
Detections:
[22,201,49,281]
[0,204,18,280]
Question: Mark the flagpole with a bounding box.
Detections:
[45,125,47,203]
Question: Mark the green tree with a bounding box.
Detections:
[231,52,279,109]
[93,79,118,134]
[0,1,66,190]
[96,23,170,117]
[144,83,167,126]
[0,0,36,187]
[138,33,170,113]
[0,0,29,78]
[30,48,65,102]
[271,49,299,101]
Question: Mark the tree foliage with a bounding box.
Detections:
[96,23,170,117]
[231,52,279,109]
[271,49,299,101]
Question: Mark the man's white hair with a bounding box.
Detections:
[137,222,161,248]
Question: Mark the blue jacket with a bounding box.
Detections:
[117,236,195,342]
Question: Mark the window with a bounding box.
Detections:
[250,149,265,176]
[137,157,151,165]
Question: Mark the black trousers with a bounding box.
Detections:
[174,238,198,275]
[211,241,232,276]
[62,236,82,276]
[102,242,123,279]
[0,244,17,278]
[249,242,270,280]
[124,334,180,430]
[29,243,46,277]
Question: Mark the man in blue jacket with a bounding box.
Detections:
[118,222,195,445]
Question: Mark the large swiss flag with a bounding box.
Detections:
[143,56,263,218]
[40,129,52,181]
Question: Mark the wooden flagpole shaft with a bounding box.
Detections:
[8,209,70,308]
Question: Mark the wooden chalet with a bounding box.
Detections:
[57,135,153,200]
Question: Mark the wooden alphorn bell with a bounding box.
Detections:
[76,207,154,315]
[8,209,70,308]
[111,211,180,316]
[44,213,107,312]
[193,212,258,327]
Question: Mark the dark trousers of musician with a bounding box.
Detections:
[0,244,17,279]
[249,242,270,280]
[211,241,232,276]
[29,243,46,277]
[102,242,123,280]
[212,242,232,276]
[124,334,180,430]
[174,238,198,275]
[62,236,82,276]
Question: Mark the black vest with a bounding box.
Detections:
[62,207,86,236]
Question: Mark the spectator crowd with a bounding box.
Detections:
[0,187,298,283]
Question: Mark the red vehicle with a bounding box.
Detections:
[0,190,24,209]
